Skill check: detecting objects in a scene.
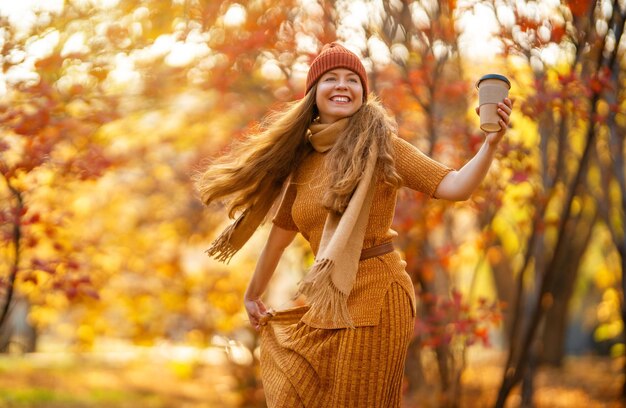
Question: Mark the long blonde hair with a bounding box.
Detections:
[195,90,316,218]
[323,97,401,213]
[194,88,401,218]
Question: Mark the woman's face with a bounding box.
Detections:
[315,68,364,124]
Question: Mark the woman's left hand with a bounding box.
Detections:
[476,98,513,146]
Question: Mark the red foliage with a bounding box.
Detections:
[63,145,114,180]
[30,258,56,275]
[439,80,469,100]
[551,24,566,43]
[517,16,540,33]
[567,0,593,17]
[589,78,603,94]
[0,36,119,314]
[510,171,529,184]
[414,289,502,348]
[591,67,613,94]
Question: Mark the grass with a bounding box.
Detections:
[0,350,623,407]
[0,388,151,408]
[0,353,240,408]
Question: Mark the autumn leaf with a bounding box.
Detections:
[567,0,593,17]
[589,77,603,93]
[474,327,490,346]
[551,24,566,43]
[34,54,65,72]
[510,171,529,184]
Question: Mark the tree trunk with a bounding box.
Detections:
[0,297,37,353]
[521,346,537,408]
[541,207,596,365]
[488,241,516,344]
[0,183,22,331]
[495,94,603,408]
[541,294,570,365]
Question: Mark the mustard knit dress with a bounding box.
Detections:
[260,135,452,408]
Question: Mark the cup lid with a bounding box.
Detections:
[476,74,511,89]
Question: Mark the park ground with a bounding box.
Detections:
[0,347,624,408]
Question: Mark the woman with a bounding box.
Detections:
[196,43,512,407]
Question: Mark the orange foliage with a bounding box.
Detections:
[567,0,594,17]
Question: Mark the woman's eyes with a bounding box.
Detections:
[323,77,358,83]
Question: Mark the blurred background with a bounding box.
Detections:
[0,0,624,407]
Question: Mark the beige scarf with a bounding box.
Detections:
[207,118,378,328]
[295,118,378,328]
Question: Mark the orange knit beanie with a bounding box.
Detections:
[305,42,368,97]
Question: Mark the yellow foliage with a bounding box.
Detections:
[491,214,521,255]
[185,329,207,347]
[596,100,610,118]
[594,321,623,342]
[168,361,196,380]
[610,343,624,357]
[77,324,95,345]
[160,292,185,312]
[0,0,621,358]
[570,196,582,218]
[30,305,62,327]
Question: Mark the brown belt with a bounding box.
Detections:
[359,241,394,261]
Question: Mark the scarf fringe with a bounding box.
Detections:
[297,259,354,328]
[205,212,245,264]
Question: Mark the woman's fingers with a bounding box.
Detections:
[244,299,260,327]
[498,101,512,116]
[475,98,513,117]
[244,298,270,330]
[255,299,268,315]
[497,107,509,125]
[497,98,513,126]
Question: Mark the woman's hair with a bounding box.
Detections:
[194,89,401,218]
[194,89,316,218]
[323,96,401,213]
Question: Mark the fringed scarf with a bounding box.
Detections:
[206,193,281,263]
[207,117,378,328]
[294,118,377,328]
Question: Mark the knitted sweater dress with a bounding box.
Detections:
[260,135,453,408]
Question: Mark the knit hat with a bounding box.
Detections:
[305,42,368,97]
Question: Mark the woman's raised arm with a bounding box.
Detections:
[434,98,513,201]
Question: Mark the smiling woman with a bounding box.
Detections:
[315,69,363,124]
[195,41,512,407]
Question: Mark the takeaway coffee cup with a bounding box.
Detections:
[476,74,511,132]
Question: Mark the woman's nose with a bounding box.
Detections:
[334,79,348,89]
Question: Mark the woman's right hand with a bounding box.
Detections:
[242,225,296,331]
[244,297,269,331]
